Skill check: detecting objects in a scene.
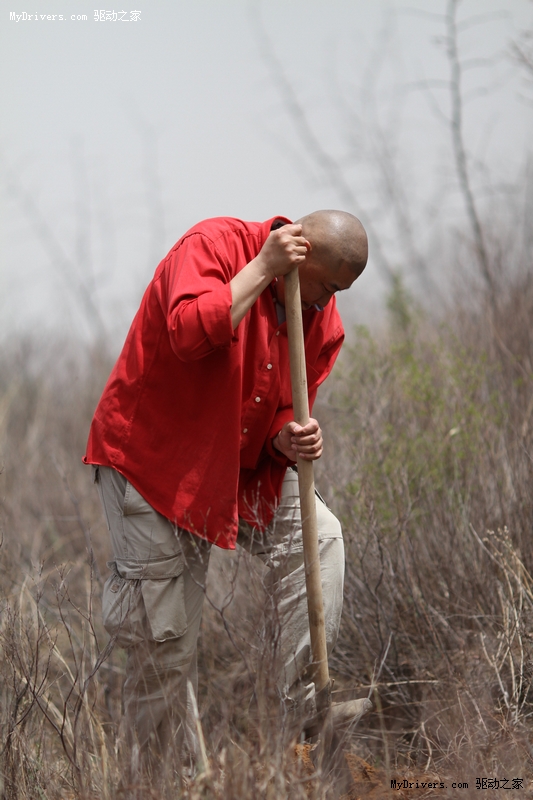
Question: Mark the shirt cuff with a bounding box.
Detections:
[196,282,235,348]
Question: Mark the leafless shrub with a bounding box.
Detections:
[314,268,533,785]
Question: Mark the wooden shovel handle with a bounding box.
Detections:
[284,268,331,700]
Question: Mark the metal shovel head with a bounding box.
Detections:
[314,698,373,796]
[328,697,373,729]
[303,696,372,739]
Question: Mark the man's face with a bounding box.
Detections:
[277,256,361,311]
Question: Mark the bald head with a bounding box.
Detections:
[273,210,368,311]
[295,210,368,278]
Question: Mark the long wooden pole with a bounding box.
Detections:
[284,269,331,711]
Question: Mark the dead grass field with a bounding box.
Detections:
[1,274,533,798]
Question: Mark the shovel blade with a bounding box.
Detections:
[313,697,373,797]
[303,696,372,739]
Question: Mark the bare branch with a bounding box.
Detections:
[3,163,107,340]
[445,0,496,305]
[456,10,509,34]
[511,35,533,77]
[126,109,167,267]
[251,3,395,281]
[396,8,445,23]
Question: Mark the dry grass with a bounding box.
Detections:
[314,272,533,789]
[1,271,533,798]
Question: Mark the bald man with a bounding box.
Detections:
[84,211,368,777]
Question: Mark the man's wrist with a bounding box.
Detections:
[249,253,275,285]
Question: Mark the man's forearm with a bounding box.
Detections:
[230,255,273,329]
[229,224,309,329]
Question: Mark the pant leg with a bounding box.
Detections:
[94,465,210,768]
[237,468,344,712]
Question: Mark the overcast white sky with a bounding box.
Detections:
[1,0,532,344]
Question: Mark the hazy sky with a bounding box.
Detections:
[1,0,532,343]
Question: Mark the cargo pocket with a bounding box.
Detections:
[140,552,188,642]
[102,564,145,648]
[104,551,188,645]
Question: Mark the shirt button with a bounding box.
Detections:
[255,396,261,403]
[242,428,248,434]
[276,330,280,336]
[267,363,273,370]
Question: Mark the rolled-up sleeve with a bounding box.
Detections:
[157,233,239,362]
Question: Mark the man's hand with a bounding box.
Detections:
[273,419,323,461]
[256,224,311,280]
[230,224,310,329]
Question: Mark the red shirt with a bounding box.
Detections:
[84,217,344,549]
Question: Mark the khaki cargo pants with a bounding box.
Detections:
[94,465,344,767]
